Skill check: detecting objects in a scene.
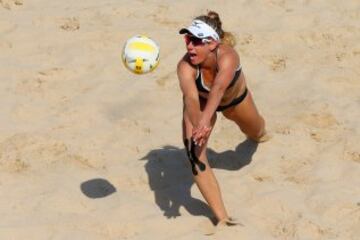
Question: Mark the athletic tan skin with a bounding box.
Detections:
[177,12,268,225]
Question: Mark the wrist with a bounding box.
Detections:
[201,111,213,124]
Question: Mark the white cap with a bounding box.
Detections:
[179,20,220,41]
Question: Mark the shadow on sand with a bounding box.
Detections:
[139,139,258,220]
[80,178,117,199]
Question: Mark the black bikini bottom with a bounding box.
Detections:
[199,88,248,112]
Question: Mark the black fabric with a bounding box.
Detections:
[195,67,241,93]
[199,87,248,112]
[216,88,248,112]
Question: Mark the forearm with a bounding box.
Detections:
[183,95,201,127]
[202,85,225,120]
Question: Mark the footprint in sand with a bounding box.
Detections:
[309,131,323,142]
[280,156,313,185]
[0,0,23,10]
[37,67,64,76]
[273,220,297,239]
[297,111,339,129]
[59,17,80,31]
[156,71,175,87]
[238,34,254,46]
[267,0,286,7]
[345,151,360,164]
[252,175,273,182]
[267,0,295,12]
[336,52,347,62]
[266,55,287,72]
[353,49,360,56]
[0,134,97,172]
[299,31,342,49]
[148,5,180,27]
[15,68,62,96]
[14,67,78,99]
[274,126,291,135]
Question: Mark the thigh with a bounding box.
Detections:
[222,90,265,138]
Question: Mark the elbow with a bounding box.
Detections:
[183,94,198,107]
[183,92,198,101]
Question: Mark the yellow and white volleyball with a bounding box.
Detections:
[122,35,160,74]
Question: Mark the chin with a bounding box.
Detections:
[189,57,203,65]
[190,59,200,65]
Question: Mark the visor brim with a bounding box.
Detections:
[179,28,191,35]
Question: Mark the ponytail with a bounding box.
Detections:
[195,10,236,47]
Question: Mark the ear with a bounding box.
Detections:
[208,40,219,51]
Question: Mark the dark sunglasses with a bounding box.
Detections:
[184,34,211,46]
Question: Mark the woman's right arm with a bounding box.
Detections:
[177,59,200,127]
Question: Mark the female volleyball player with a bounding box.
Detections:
[177,11,270,228]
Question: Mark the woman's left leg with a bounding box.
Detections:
[183,111,229,222]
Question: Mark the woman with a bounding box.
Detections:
[177,11,270,227]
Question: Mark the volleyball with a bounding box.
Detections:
[122,35,160,74]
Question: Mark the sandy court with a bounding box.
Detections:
[1,0,360,239]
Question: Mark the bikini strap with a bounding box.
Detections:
[196,66,200,79]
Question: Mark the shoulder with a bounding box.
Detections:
[177,54,197,78]
[217,44,240,71]
[177,54,199,95]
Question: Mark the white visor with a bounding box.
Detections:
[179,20,220,41]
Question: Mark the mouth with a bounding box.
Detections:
[188,52,197,61]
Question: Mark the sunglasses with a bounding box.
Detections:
[184,34,211,46]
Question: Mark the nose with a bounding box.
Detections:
[186,41,194,50]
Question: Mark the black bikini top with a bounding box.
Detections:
[195,65,242,93]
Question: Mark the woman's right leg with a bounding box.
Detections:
[182,111,229,222]
[222,90,269,142]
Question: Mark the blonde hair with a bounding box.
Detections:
[195,10,236,47]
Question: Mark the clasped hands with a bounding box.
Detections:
[192,117,212,147]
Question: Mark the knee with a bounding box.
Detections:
[249,131,271,143]
[246,131,264,142]
[247,123,271,143]
[244,117,267,142]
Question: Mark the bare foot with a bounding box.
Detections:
[204,217,244,235]
[257,131,272,143]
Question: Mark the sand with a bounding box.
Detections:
[1,0,360,239]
